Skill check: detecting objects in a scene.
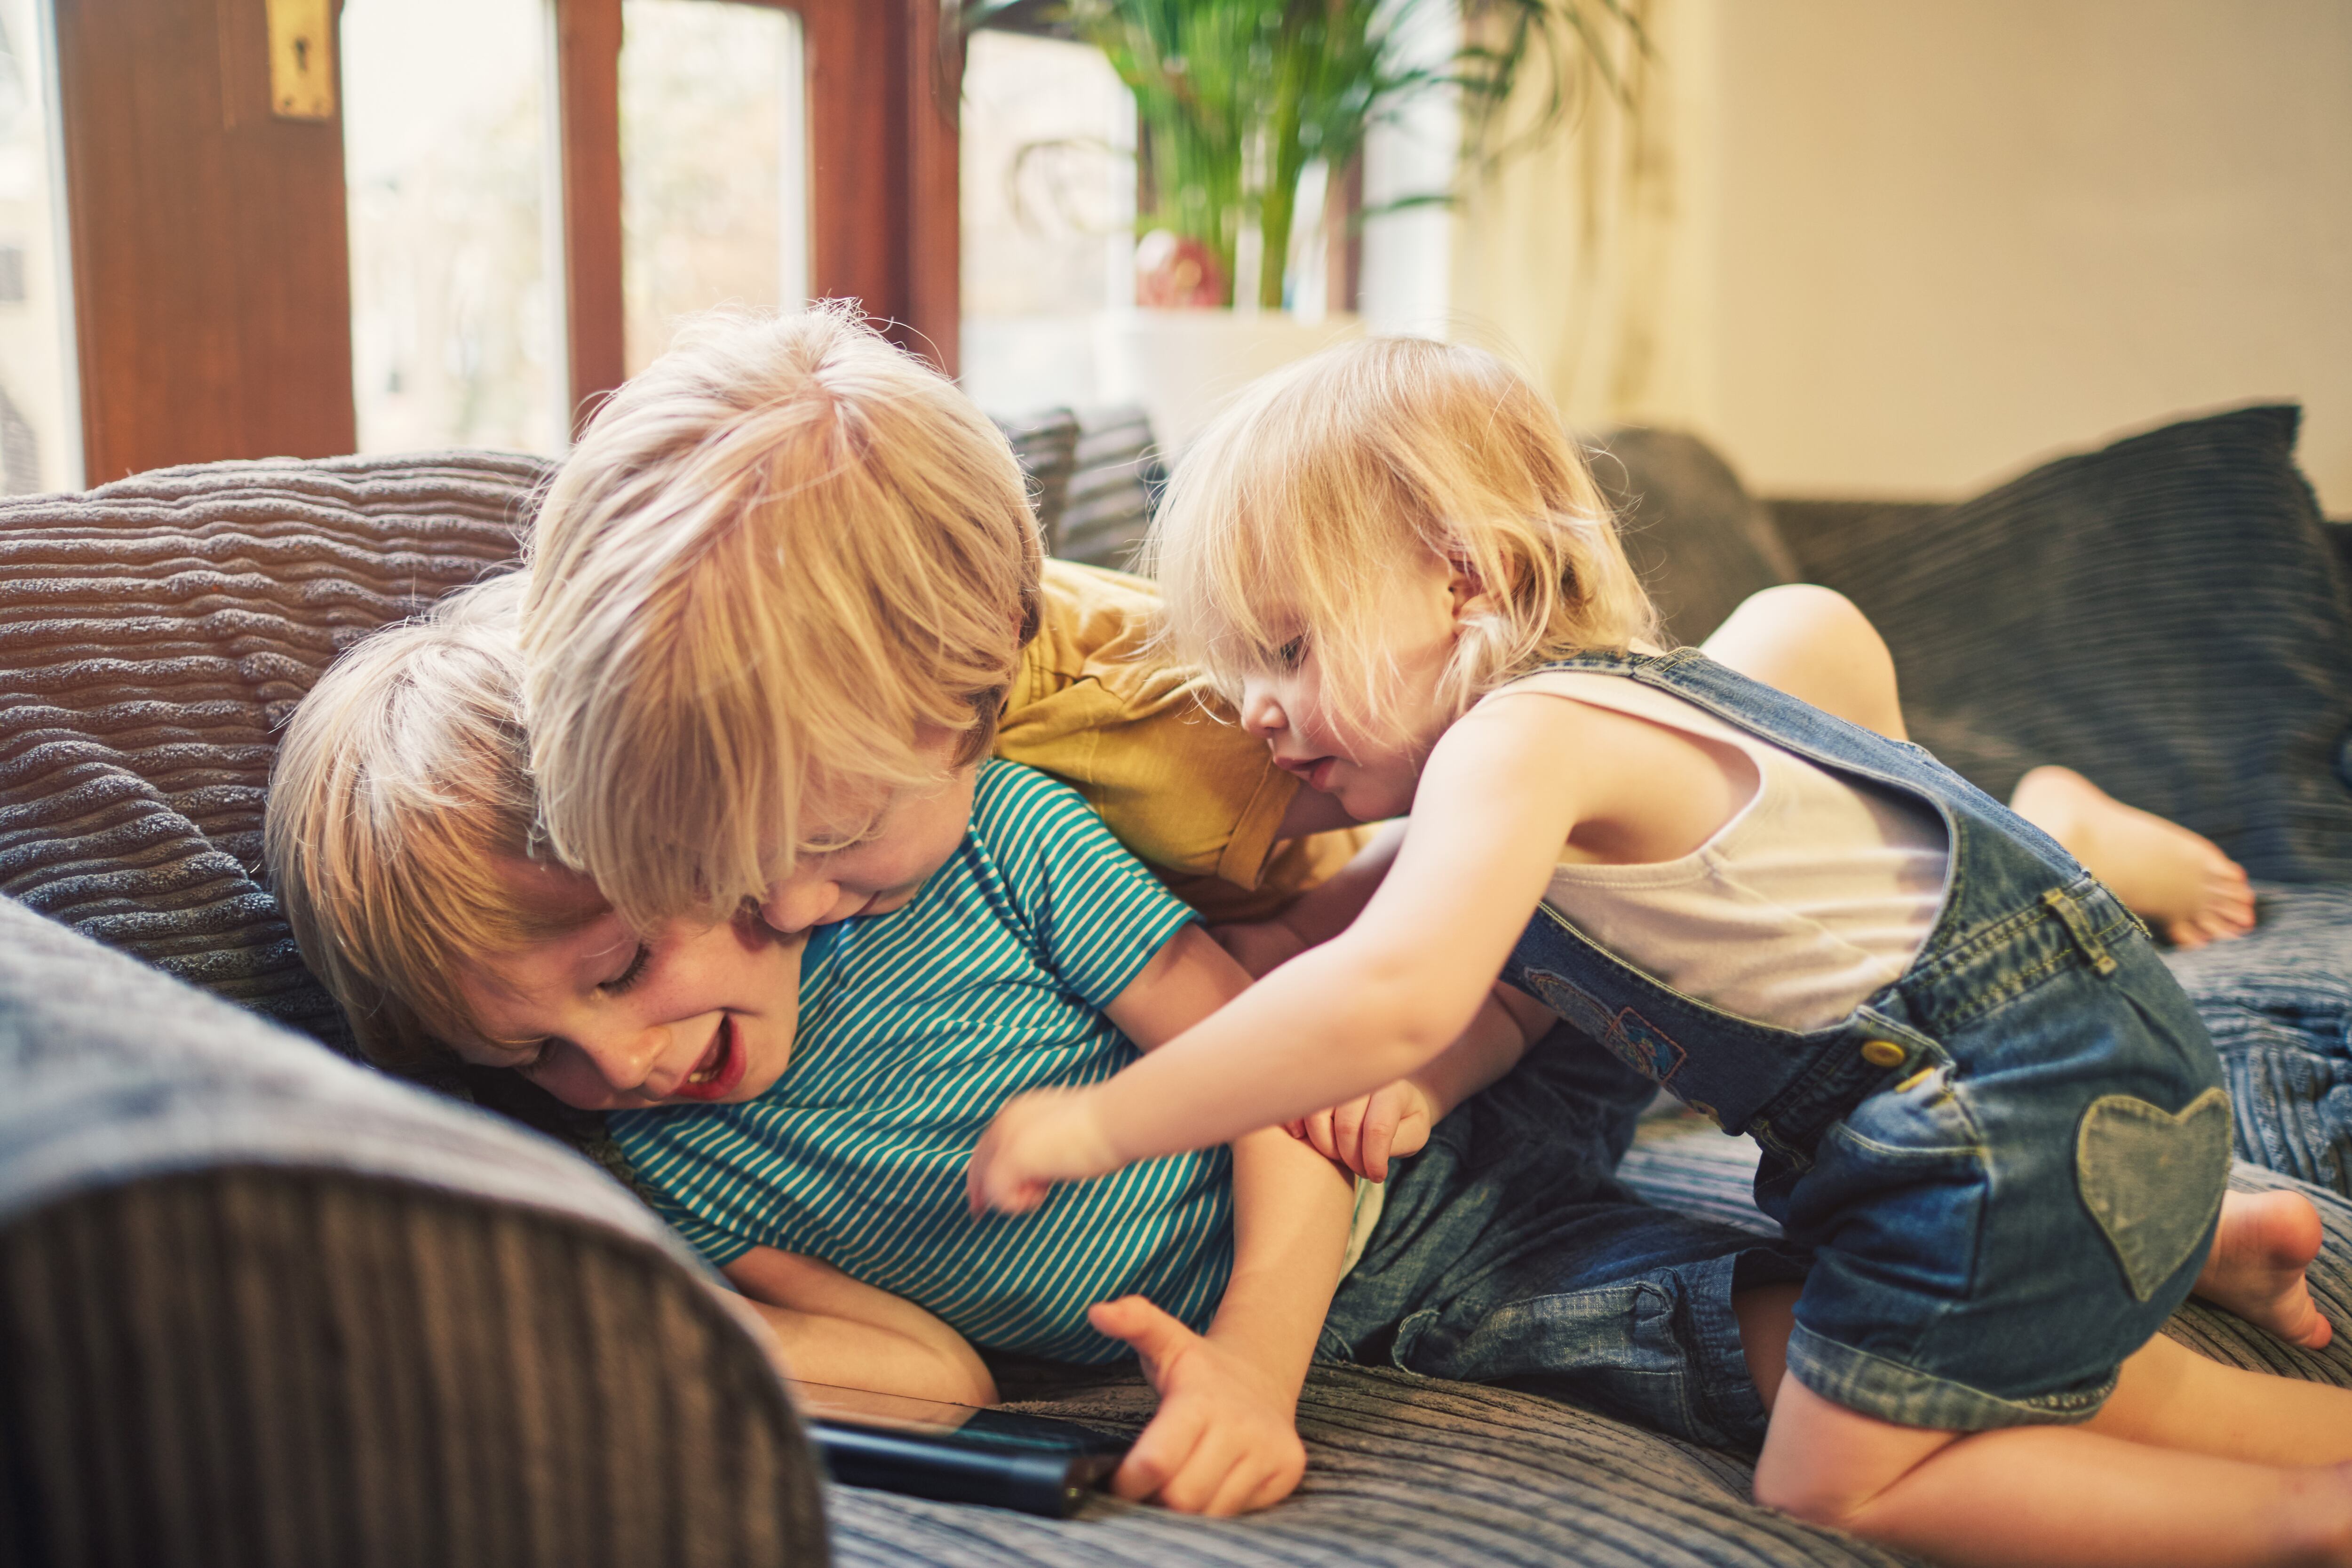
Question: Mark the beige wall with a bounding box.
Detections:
[1455,0,2352,513]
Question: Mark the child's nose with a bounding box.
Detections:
[572,1024,665,1094]
[760,878,842,936]
[1239,681,1285,738]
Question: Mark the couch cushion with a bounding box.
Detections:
[816,1117,2352,1568]
[0,893,827,1568]
[996,409,1081,554]
[1779,406,2352,885]
[1593,427,1799,647]
[0,451,540,1049]
[1057,406,1162,572]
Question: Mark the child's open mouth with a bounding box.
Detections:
[671,1015,748,1102]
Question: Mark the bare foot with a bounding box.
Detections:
[2009,765,2257,948]
[2195,1189,2334,1349]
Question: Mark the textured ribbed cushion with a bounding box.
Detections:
[0,894,827,1568]
[1594,427,1799,647]
[996,411,1081,555]
[1778,406,2352,885]
[1057,407,1161,572]
[823,1117,2352,1568]
[0,451,542,1049]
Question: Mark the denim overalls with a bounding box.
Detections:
[1501,649,2232,1430]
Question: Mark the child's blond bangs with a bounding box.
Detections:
[521,304,1041,930]
[1149,336,1655,743]
[266,575,595,1068]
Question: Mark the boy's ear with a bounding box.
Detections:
[1445,554,1501,629]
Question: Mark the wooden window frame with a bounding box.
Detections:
[50,0,957,478]
[553,0,959,437]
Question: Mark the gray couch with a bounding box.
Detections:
[4,416,2351,1568]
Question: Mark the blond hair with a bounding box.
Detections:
[1145,336,1654,741]
[266,573,591,1068]
[522,303,1041,930]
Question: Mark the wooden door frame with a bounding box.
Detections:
[54,0,358,481]
[553,0,959,436]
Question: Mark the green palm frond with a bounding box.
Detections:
[960,0,1648,310]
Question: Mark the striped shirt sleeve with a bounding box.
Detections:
[974,761,1201,1009]
[638,1180,758,1268]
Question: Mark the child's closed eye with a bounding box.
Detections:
[600,942,653,995]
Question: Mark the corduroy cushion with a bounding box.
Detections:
[1593,427,1800,648]
[0,451,542,1050]
[0,895,828,1568]
[1783,406,2352,885]
[996,410,1081,555]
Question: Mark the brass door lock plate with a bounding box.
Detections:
[266,0,335,121]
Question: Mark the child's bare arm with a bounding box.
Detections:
[1094,924,1356,1515]
[723,1247,999,1407]
[1293,984,1546,1181]
[1217,819,1407,977]
[969,698,1590,1208]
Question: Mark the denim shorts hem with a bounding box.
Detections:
[1786,1323,2114,1432]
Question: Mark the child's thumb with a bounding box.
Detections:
[1089,1295,1191,1370]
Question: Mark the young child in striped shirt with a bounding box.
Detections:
[269,573,1808,1518]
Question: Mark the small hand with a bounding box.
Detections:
[1285,1079,1434,1183]
[1208,918,1306,979]
[965,1087,1122,1216]
[1088,1296,1307,1516]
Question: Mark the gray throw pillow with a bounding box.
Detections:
[0,451,540,1048]
[1788,405,2352,885]
[1590,426,1799,648]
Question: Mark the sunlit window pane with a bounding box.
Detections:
[959,30,1133,415]
[620,0,806,376]
[342,0,564,456]
[0,0,76,491]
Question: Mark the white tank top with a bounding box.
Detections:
[1482,670,1950,1032]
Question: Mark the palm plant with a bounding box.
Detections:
[960,0,1646,310]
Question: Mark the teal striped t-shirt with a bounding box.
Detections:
[611,759,1233,1364]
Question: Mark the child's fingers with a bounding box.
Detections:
[1359,1092,1403,1183]
[963,1158,1048,1217]
[1387,1109,1432,1162]
[1156,1426,1250,1515]
[1245,1446,1308,1513]
[1087,1294,1193,1384]
[1114,1405,1206,1502]
[1331,1096,1368,1175]
[1284,1120,1307,1140]
[1303,1108,1340,1164]
[1197,1451,1273,1518]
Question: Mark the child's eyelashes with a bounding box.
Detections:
[1259,635,1307,671]
[600,942,653,995]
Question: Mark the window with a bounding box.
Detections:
[619,0,808,375]
[342,0,566,455]
[957,29,1131,416]
[0,0,74,490]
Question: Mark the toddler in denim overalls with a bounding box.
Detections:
[969,338,2352,1566]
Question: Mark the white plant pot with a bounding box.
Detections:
[1094,310,1365,457]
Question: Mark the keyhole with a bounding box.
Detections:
[294,36,310,72]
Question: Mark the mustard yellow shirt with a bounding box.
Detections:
[995,559,1368,923]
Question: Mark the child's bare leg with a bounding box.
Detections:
[2196,1189,2335,1349]
[1700,585,1909,741]
[2010,765,2257,948]
[1754,1371,2352,1568]
[2088,1330,2352,1466]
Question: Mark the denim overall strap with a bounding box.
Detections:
[1499,647,2129,1167]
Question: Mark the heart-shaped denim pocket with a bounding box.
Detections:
[2075,1088,2233,1302]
